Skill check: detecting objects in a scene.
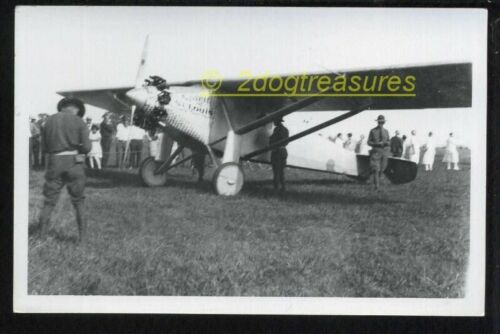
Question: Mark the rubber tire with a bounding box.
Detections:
[139,157,168,187]
[212,162,245,196]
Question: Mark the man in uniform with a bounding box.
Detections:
[37,97,91,242]
[270,118,289,191]
[390,130,403,158]
[368,115,390,190]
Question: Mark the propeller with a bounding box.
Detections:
[123,35,149,167]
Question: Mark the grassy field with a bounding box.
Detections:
[28,149,470,297]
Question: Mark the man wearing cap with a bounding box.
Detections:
[37,97,91,242]
[368,115,391,190]
[270,118,289,191]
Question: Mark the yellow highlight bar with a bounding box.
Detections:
[201,93,416,97]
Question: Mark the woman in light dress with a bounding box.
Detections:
[443,132,460,170]
[405,130,420,164]
[422,131,436,171]
[88,124,102,169]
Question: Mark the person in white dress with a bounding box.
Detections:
[355,134,369,155]
[406,130,420,164]
[88,124,102,169]
[422,131,436,171]
[343,133,356,151]
[443,132,460,170]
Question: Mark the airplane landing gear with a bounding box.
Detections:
[140,157,168,187]
[212,162,244,196]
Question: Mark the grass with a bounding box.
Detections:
[27,149,470,297]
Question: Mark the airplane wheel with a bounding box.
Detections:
[139,157,168,187]
[213,162,244,196]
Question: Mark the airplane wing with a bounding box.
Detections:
[56,86,133,114]
[56,63,471,116]
[198,62,473,113]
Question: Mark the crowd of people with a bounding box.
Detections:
[30,111,463,174]
[30,112,162,171]
[30,111,463,176]
[327,128,462,171]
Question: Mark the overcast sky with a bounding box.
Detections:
[15,7,486,146]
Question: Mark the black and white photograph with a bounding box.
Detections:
[14,7,487,315]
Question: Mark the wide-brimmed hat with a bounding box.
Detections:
[375,115,386,122]
[57,97,85,117]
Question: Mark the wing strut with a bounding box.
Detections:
[234,94,325,135]
[242,102,372,160]
[153,144,185,175]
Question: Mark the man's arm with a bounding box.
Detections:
[367,129,378,147]
[382,129,391,147]
[79,123,92,154]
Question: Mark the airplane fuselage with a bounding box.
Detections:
[128,82,415,184]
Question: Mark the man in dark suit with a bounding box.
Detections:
[270,118,289,192]
[390,130,404,158]
[100,113,115,167]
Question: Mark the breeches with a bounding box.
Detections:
[370,149,389,172]
[43,155,86,206]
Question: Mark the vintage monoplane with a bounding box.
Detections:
[59,37,472,196]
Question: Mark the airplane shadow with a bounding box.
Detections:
[164,178,400,206]
[85,168,400,205]
[86,168,143,188]
[242,182,402,205]
[86,168,203,190]
[247,178,358,187]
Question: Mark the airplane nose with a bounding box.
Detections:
[125,87,148,109]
